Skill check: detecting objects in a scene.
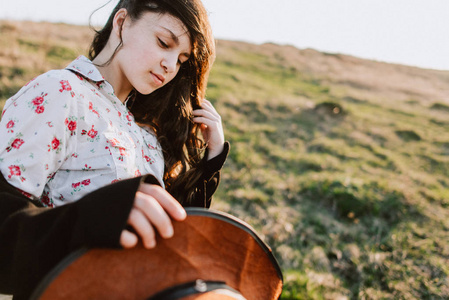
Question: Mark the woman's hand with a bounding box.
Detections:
[120,183,186,249]
[192,99,225,160]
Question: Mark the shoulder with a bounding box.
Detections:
[4,69,82,106]
[21,68,76,90]
[1,69,87,122]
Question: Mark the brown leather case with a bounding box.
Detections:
[31,208,283,300]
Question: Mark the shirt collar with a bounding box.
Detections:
[65,55,105,83]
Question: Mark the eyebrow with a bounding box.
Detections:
[160,26,191,58]
[160,26,180,45]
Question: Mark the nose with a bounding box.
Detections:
[161,54,177,74]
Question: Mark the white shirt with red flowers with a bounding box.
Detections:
[0,56,165,207]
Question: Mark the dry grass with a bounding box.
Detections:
[0,20,92,107]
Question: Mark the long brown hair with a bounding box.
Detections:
[88,0,215,205]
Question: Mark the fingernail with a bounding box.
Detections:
[148,240,156,249]
[166,226,174,238]
[178,208,187,219]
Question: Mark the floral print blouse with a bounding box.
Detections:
[0,56,165,207]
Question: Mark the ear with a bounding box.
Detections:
[112,8,128,38]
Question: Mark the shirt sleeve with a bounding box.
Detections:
[187,141,230,208]
[0,71,78,199]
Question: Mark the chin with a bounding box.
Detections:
[135,85,158,96]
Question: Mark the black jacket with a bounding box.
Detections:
[0,142,229,300]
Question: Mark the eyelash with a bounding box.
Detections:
[158,38,169,49]
[158,38,183,65]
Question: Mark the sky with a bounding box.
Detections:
[1,0,448,71]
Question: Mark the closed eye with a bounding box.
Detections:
[158,38,169,49]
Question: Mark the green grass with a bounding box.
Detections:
[1,20,449,299]
[208,41,449,299]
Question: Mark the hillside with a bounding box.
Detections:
[1,20,449,299]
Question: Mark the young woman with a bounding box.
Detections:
[0,0,228,298]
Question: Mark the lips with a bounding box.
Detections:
[151,72,165,85]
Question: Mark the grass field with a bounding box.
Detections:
[1,20,449,299]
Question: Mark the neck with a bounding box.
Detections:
[92,49,132,103]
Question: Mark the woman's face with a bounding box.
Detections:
[114,11,192,96]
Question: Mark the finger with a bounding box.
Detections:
[133,192,174,240]
[192,116,218,128]
[192,109,220,125]
[128,206,157,248]
[201,99,214,108]
[197,102,220,118]
[138,184,186,221]
[120,229,138,249]
[199,124,209,141]
[192,109,219,121]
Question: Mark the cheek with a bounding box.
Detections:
[124,36,153,60]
